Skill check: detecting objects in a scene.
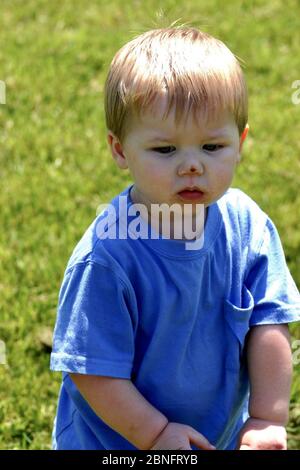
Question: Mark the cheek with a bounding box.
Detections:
[138,158,170,181]
[212,158,236,185]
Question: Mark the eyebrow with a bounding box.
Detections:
[147,135,174,142]
[205,130,231,139]
[147,131,230,142]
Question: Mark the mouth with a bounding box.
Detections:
[177,187,205,202]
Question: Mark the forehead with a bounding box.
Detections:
[126,97,238,139]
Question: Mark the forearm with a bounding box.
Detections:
[246,324,292,425]
[69,373,169,449]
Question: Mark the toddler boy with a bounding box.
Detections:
[50,27,300,450]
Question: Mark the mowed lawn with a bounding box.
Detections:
[0,0,299,449]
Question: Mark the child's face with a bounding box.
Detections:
[108,98,246,213]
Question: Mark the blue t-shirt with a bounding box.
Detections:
[50,185,300,450]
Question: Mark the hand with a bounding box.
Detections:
[237,417,287,450]
[150,422,216,450]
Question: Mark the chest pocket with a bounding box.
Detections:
[224,284,254,371]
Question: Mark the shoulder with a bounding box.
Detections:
[58,225,136,310]
[63,187,135,283]
[216,188,271,253]
[218,188,267,220]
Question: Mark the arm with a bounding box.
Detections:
[70,374,168,450]
[70,374,215,450]
[248,324,292,423]
[238,324,292,449]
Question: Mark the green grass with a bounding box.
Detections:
[0,0,299,449]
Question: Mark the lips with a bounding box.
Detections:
[177,187,205,201]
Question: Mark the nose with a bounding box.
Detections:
[177,151,204,176]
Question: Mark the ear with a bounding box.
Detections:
[107,131,129,170]
[239,123,249,153]
[236,124,249,164]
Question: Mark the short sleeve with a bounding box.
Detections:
[50,261,137,378]
[245,218,300,326]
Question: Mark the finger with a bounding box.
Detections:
[239,444,252,450]
[274,442,287,450]
[189,430,216,450]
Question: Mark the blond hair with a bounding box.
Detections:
[105,27,248,142]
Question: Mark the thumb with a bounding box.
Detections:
[239,444,252,450]
[189,429,216,450]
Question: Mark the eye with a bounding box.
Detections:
[203,144,223,152]
[152,146,176,154]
